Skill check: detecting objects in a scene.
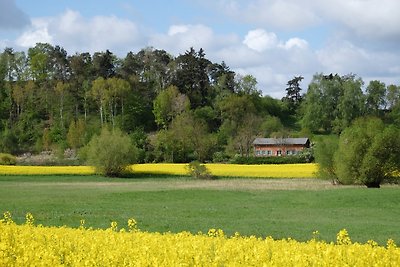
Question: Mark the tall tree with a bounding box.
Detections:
[92,50,115,79]
[89,77,108,125]
[283,76,304,111]
[365,80,386,115]
[68,52,93,118]
[301,73,343,133]
[173,47,212,108]
[386,84,400,110]
[333,75,365,132]
[49,45,70,81]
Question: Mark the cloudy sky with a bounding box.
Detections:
[0,0,399,98]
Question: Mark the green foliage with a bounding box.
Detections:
[1,45,399,165]
[186,160,213,179]
[314,135,339,183]
[0,153,16,165]
[359,125,400,187]
[334,117,400,187]
[301,73,365,133]
[153,85,190,129]
[85,127,138,177]
[231,154,313,164]
[212,151,230,163]
[67,119,86,149]
[0,129,19,154]
[261,116,284,137]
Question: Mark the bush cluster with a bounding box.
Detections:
[186,161,213,179]
[231,152,314,165]
[0,153,17,165]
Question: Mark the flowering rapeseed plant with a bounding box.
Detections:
[1,212,399,266]
[0,165,94,175]
[132,163,317,178]
[1,163,317,178]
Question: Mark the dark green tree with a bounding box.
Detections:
[283,75,303,111]
[92,50,115,79]
[173,47,212,108]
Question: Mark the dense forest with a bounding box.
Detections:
[0,43,399,163]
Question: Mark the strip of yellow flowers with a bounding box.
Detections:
[0,213,398,266]
[0,163,317,178]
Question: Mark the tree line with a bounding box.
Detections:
[0,43,400,167]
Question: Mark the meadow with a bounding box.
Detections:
[0,174,399,245]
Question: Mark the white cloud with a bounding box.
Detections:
[168,25,190,36]
[213,0,400,43]
[243,29,278,52]
[282,38,308,50]
[317,40,400,86]
[320,0,400,41]
[16,18,53,47]
[16,9,143,54]
[150,24,238,55]
[215,0,320,30]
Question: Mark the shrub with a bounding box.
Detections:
[85,128,138,177]
[230,154,313,165]
[187,161,213,179]
[0,153,17,165]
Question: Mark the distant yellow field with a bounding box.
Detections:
[0,163,317,178]
[0,165,94,175]
[132,163,318,178]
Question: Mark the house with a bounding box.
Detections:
[253,137,310,157]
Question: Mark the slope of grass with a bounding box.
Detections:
[0,175,398,244]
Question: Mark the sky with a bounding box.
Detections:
[0,0,399,98]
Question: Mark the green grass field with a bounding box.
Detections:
[0,175,399,244]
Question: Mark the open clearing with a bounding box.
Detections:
[0,175,399,244]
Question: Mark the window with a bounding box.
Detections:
[267,150,272,156]
[256,150,261,156]
[277,150,282,156]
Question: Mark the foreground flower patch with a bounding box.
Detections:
[0,213,398,266]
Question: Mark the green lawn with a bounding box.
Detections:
[0,175,399,244]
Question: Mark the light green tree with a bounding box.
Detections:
[366,80,386,115]
[334,117,399,187]
[314,135,339,184]
[153,85,190,129]
[86,128,137,177]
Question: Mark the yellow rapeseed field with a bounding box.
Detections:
[133,163,318,178]
[0,165,94,175]
[0,213,398,266]
[0,163,317,178]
